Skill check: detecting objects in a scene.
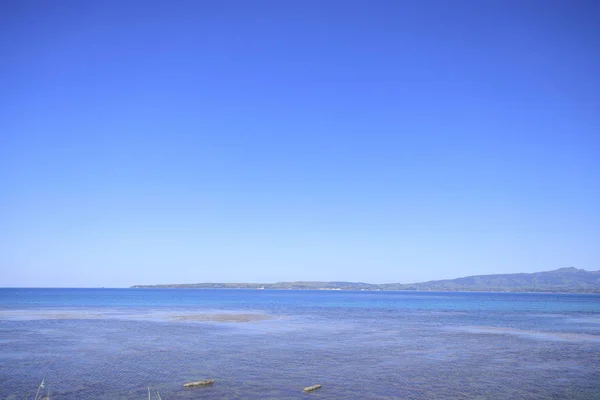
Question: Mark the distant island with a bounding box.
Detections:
[132,267,600,293]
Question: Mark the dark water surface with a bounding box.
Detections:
[1,289,599,399]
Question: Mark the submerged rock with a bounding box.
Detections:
[303,384,322,392]
[183,379,215,388]
[171,314,271,323]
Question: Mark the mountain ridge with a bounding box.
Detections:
[132,267,600,293]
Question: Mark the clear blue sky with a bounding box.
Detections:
[1,0,598,287]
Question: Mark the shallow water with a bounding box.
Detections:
[1,289,599,399]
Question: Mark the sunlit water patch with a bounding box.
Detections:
[452,325,600,342]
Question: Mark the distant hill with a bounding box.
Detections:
[132,267,600,293]
[390,267,600,292]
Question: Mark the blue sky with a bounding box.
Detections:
[1,0,599,287]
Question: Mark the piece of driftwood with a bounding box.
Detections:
[303,384,322,392]
[183,379,215,388]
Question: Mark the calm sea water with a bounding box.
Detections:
[1,289,599,399]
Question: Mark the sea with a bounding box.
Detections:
[0,288,599,399]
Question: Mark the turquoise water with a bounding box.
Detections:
[1,289,599,399]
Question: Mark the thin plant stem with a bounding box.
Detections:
[34,379,44,400]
